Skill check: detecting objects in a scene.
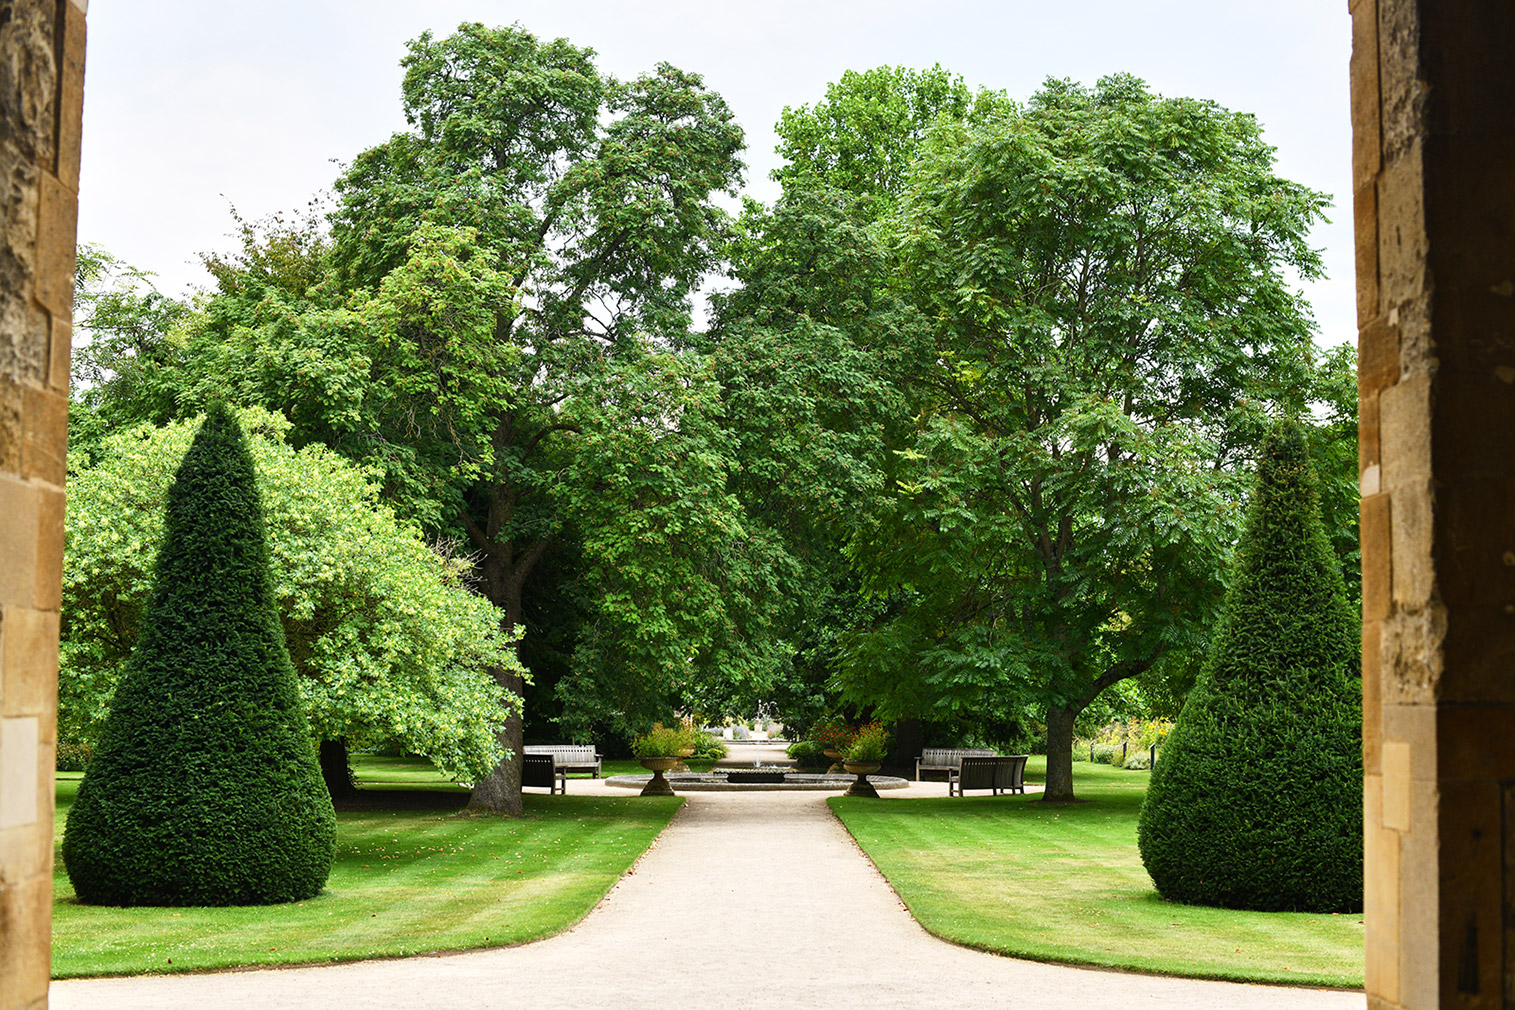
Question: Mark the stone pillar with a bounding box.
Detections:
[0,2,85,1008]
[1353,1,1515,1006]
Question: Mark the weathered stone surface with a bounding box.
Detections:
[0,3,81,1004]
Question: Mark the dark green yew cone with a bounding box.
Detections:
[1137,421,1361,912]
[62,404,335,905]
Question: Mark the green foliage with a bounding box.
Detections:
[687,732,729,761]
[831,74,1331,798]
[1305,342,1361,607]
[774,64,1010,221]
[59,407,519,783]
[629,724,696,759]
[62,405,336,906]
[844,722,891,763]
[55,739,93,772]
[1138,422,1362,912]
[785,740,828,769]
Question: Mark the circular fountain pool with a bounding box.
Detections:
[604,768,909,792]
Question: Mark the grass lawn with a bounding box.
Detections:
[831,758,1364,989]
[51,756,681,978]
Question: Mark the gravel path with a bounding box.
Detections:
[50,769,1363,1009]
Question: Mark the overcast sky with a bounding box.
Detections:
[79,1,1354,347]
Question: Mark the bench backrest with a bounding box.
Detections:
[922,746,998,767]
[521,754,559,788]
[525,745,597,761]
[958,755,1029,790]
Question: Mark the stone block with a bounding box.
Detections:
[0,817,48,885]
[1379,371,1430,493]
[0,607,58,717]
[1362,493,1393,621]
[1389,487,1433,610]
[1384,605,1444,705]
[0,718,37,830]
[1360,317,1401,396]
[56,0,87,191]
[48,315,70,393]
[34,172,77,319]
[1364,621,1383,773]
[1377,149,1429,308]
[1375,0,1425,167]
[1355,184,1380,325]
[1360,390,1380,478]
[1383,702,1438,780]
[20,384,65,486]
[32,486,62,612]
[0,377,19,473]
[1349,0,1381,190]
[0,876,50,1006]
[0,478,38,608]
[1382,740,1411,831]
[1364,811,1401,1004]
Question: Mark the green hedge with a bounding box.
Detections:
[62,405,336,906]
[1137,421,1362,913]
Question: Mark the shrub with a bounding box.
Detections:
[55,739,93,773]
[844,722,890,763]
[688,731,728,761]
[62,405,336,906]
[631,724,696,759]
[1138,421,1361,912]
[786,740,828,769]
[1089,742,1125,766]
[812,718,853,753]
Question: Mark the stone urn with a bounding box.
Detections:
[824,748,846,775]
[671,746,696,773]
[842,761,882,798]
[639,757,680,796]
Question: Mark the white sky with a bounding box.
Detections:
[79,0,1354,347]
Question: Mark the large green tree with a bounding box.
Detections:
[147,24,766,813]
[60,408,518,792]
[835,75,1330,800]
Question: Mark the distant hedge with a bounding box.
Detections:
[62,405,335,906]
[1137,421,1361,912]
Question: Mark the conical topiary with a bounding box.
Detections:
[1137,420,1361,912]
[62,405,335,906]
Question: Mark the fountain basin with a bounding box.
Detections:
[604,771,909,792]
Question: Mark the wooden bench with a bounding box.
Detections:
[949,755,1028,796]
[522,754,566,794]
[916,746,998,781]
[524,744,602,777]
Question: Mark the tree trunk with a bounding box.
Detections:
[319,738,358,800]
[465,665,525,816]
[1043,706,1078,802]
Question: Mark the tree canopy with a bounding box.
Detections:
[60,407,519,785]
[825,74,1331,799]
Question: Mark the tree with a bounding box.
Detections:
[59,407,519,793]
[1137,421,1361,911]
[162,24,759,813]
[61,405,336,906]
[836,74,1330,800]
[774,65,1009,222]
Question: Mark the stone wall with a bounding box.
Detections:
[1353,1,1515,1006]
[0,1,84,1007]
